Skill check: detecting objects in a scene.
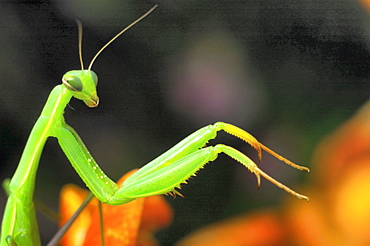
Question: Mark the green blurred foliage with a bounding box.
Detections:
[0,0,369,245]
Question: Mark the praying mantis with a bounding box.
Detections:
[0,4,309,246]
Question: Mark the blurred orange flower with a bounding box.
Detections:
[175,210,287,246]
[175,101,370,246]
[358,0,370,12]
[59,169,173,246]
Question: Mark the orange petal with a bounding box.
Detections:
[60,169,173,246]
[313,101,370,188]
[357,0,370,12]
[283,101,370,245]
[136,231,160,246]
[285,192,343,246]
[59,184,97,246]
[83,169,174,246]
[333,162,370,244]
[83,169,145,246]
[175,211,285,246]
[135,195,174,246]
[139,195,173,233]
[83,197,145,246]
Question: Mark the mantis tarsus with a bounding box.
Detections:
[0,4,309,246]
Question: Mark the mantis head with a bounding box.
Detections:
[61,4,158,108]
[62,70,99,107]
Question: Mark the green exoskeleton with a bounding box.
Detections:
[0,4,309,246]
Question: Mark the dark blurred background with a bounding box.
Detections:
[0,0,369,245]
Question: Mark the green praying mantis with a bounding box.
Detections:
[0,4,309,246]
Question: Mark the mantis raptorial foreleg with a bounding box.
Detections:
[57,121,309,206]
[1,4,309,246]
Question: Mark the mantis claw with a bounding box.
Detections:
[255,172,261,190]
[217,122,263,163]
[219,122,309,172]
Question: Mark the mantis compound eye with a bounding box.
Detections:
[62,74,83,92]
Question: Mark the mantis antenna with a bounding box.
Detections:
[77,19,84,70]
[76,4,159,71]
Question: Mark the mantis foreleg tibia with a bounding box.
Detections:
[0,4,308,246]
